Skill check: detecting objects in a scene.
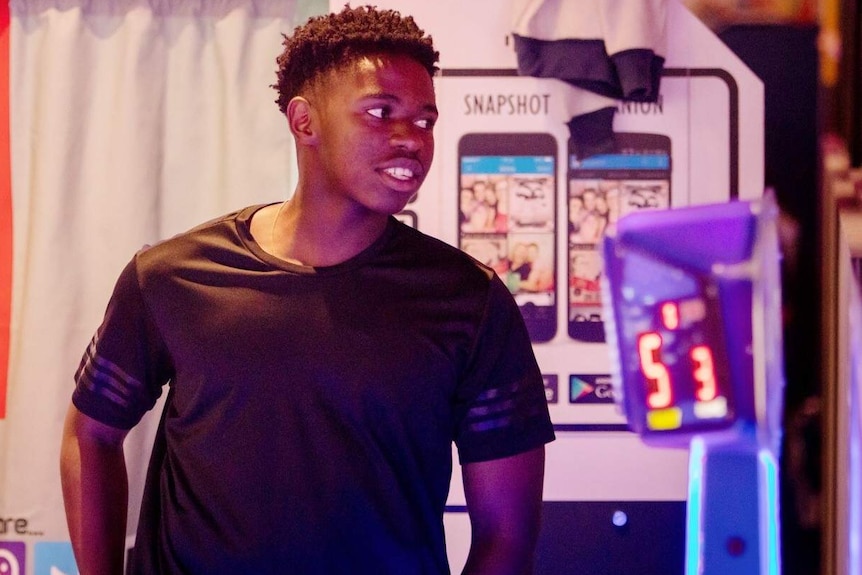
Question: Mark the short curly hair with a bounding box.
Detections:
[273,5,439,113]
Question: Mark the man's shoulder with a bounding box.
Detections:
[182,205,253,235]
[134,204,260,272]
[389,219,496,280]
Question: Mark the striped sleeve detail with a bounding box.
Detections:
[464,378,547,433]
[74,332,146,410]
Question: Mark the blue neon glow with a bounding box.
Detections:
[685,437,705,575]
[850,278,862,575]
[461,155,554,175]
[852,429,861,575]
[850,369,861,575]
[758,449,781,575]
[571,154,669,170]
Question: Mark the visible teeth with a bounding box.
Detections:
[384,167,414,180]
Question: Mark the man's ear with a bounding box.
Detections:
[287,97,318,145]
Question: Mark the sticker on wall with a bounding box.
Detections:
[569,374,616,404]
[0,542,26,575]
[34,542,79,575]
[543,373,629,432]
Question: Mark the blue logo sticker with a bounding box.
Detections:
[34,542,78,575]
[0,541,26,575]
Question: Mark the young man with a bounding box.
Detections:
[60,6,554,574]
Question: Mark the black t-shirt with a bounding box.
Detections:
[73,205,555,574]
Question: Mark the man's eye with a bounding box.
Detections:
[414,118,436,130]
[367,107,389,119]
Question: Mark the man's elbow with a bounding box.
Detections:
[466,524,540,574]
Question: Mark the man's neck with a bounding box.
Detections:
[256,192,389,268]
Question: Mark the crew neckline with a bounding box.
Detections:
[235,203,399,275]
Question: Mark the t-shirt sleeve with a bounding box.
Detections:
[453,274,555,464]
[72,254,172,430]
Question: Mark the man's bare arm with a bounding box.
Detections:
[461,447,546,575]
[60,403,129,575]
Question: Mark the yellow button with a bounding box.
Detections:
[647,407,683,430]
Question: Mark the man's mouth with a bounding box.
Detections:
[382,166,415,181]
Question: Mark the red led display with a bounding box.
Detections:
[636,302,722,412]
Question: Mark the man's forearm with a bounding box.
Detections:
[60,407,129,575]
[460,448,545,575]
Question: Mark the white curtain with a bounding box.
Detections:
[4,0,324,545]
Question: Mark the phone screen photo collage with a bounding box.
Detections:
[568,133,672,342]
[458,132,671,345]
[458,133,557,343]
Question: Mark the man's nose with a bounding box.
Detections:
[389,121,423,151]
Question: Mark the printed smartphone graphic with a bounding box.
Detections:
[459,133,557,343]
[567,132,671,342]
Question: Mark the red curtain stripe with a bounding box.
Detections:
[0,0,11,419]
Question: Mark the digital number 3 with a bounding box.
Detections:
[690,345,718,402]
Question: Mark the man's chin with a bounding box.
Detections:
[380,192,419,215]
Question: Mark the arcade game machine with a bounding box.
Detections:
[602,194,785,575]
